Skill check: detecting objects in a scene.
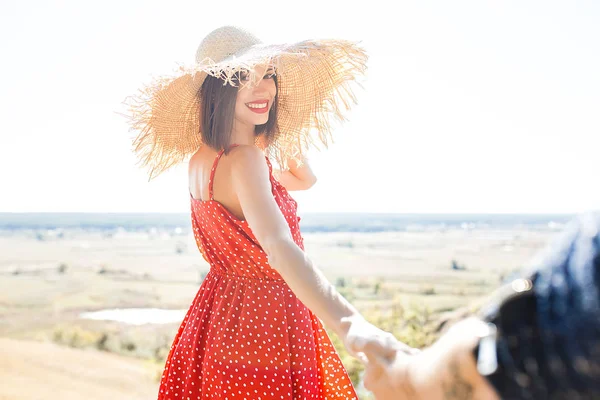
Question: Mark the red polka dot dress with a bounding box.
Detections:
[157,147,358,399]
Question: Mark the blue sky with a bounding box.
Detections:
[1,1,598,213]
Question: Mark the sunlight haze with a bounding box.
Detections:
[1,0,598,213]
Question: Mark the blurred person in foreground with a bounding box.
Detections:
[357,212,600,399]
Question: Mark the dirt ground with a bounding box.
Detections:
[0,337,156,400]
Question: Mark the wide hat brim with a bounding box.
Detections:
[124,38,368,179]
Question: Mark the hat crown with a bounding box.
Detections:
[195,26,262,64]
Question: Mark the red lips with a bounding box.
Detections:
[246,100,269,114]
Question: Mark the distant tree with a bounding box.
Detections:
[373,280,383,295]
[121,340,136,352]
[57,263,68,274]
[175,241,186,254]
[96,333,109,351]
[451,259,466,271]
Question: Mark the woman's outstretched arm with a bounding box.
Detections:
[229,145,405,358]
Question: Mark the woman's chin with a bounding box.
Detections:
[237,112,270,127]
[251,117,270,126]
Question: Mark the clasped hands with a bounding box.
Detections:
[345,317,420,399]
[345,317,500,400]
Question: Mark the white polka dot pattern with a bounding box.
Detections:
[157,148,357,399]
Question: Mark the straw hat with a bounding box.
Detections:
[124,26,368,179]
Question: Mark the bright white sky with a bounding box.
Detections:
[0,0,598,214]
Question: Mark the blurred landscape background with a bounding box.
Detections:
[1,0,598,398]
[0,212,570,399]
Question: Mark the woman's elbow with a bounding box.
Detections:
[261,235,300,269]
[302,175,317,190]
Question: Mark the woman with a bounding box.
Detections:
[126,26,407,399]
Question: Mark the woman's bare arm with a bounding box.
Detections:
[255,135,317,191]
[273,156,317,191]
[229,145,386,345]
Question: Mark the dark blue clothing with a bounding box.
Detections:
[483,213,600,399]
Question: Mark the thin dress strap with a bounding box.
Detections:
[208,144,239,201]
[264,155,273,176]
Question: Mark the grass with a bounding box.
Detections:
[45,278,445,396]
[0,227,554,399]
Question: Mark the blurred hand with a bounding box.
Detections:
[360,318,501,400]
[363,349,418,399]
[350,324,418,399]
[343,317,401,362]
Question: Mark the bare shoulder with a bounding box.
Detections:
[225,145,289,246]
[228,144,265,162]
[188,147,214,170]
[227,145,269,178]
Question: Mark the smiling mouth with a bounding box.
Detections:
[246,100,269,113]
[247,101,267,109]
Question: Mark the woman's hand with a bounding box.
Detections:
[255,136,317,190]
[273,155,317,191]
[347,318,418,399]
[343,316,417,364]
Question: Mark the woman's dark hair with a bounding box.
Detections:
[198,73,279,152]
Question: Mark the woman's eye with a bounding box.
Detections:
[238,71,250,81]
[264,73,276,79]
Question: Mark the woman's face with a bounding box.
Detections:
[234,64,277,127]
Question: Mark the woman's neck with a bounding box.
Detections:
[230,120,256,146]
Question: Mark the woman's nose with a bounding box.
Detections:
[254,78,274,94]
